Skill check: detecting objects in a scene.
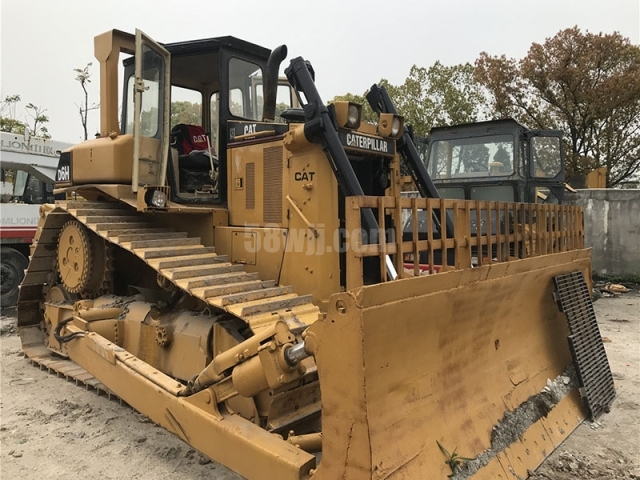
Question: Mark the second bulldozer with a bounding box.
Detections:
[18,28,613,479]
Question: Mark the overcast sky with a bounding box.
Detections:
[1,0,638,143]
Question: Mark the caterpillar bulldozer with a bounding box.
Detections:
[17,28,614,479]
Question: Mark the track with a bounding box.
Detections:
[17,200,320,387]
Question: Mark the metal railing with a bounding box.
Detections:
[344,196,584,289]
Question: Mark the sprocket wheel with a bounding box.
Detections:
[57,220,92,294]
[57,220,113,297]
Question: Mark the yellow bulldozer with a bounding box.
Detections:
[18,29,615,479]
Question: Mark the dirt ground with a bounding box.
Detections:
[1,288,639,479]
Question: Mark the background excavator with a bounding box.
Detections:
[17,28,614,479]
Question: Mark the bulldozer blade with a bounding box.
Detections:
[311,249,592,480]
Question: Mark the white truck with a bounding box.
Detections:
[1,131,72,306]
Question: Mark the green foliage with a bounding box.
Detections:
[170,101,202,129]
[73,63,92,85]
[25,103,51,139]
[476,27,640,187]
[0,95,50,139]
[329,92,379,124]
[592,273,640,285]
[332,63,487,138]
[386,62,488,136]
[0,117,26,134]
[275,102,291,123]
[459,143,490,172]
[436,441,474,478]
[0,95,26,134]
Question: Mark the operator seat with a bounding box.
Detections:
[170,124,218,193]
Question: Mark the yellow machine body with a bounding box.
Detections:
[17,28,597,480]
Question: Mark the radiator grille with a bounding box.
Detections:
[246,163,255,210]
[263,146,283,223]
[554,271,616,419]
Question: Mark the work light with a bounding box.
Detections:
[378,113,404,139]
[333,101,362,129]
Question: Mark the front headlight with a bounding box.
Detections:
[378,113,404,139]
[347,104,360,128]
[333,101,362,129]
[390,116,402,137]
[150,189,167,208]
[140,186,170,210]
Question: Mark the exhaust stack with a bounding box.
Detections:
[262,45,288,121]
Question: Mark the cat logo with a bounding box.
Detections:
[295,172,315,181]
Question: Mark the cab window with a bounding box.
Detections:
[210,92,220,153]
[23,175,44,204]
[228,58,263,120]
[251,81,296,122]
[428,134,515,179]
[170,86,203,129]
[275,84,294,121]
[531,136,562,178]
[125,74,135,134]
[139,45,163,138]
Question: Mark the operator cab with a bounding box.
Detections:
[423,118,565,204]
[119,31,297,205]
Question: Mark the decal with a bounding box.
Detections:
[295,172,315,181]
[338,130,395,156]
[57,165,70,182]
[56,151,71,184]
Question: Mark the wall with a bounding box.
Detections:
[565,189,640,277]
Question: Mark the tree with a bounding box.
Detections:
[388,62,488,136]
[170,101,202,128]
[0,95,26,134]
[1,95,50,138]
[332,63,487,137]
[329,91,380,124]
[476,27,640,187]
[25,103,51,139]
[74,63,99,140]
[459,144,490,172]
[493,144,512,171]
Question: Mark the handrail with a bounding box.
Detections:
[344,196,584,289]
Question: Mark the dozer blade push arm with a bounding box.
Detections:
[367,84,455,237]
[285,58,384,248]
